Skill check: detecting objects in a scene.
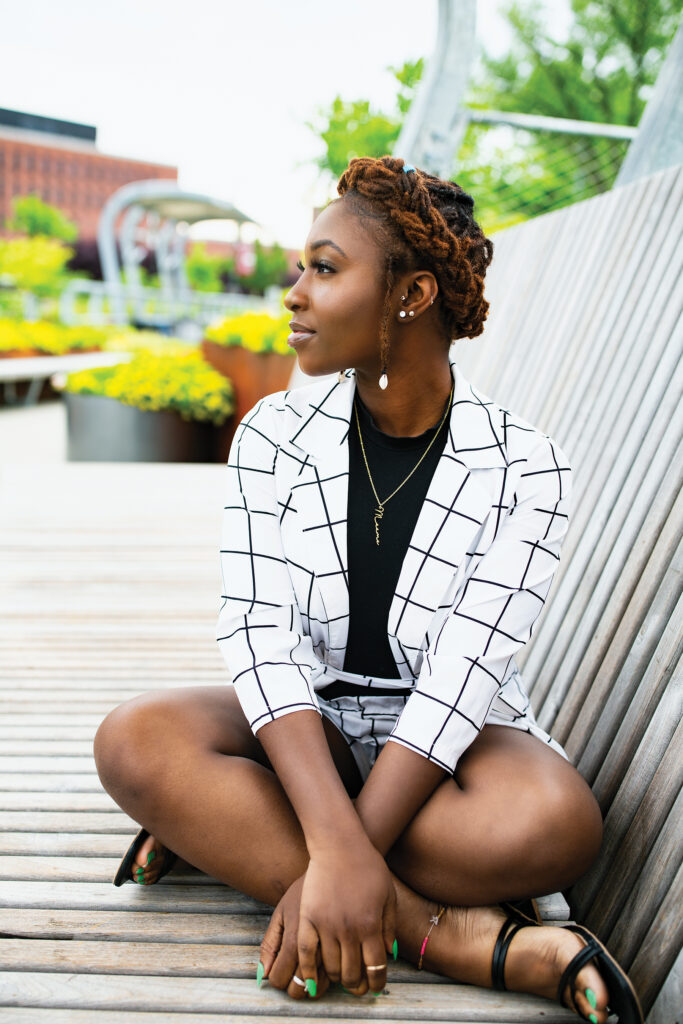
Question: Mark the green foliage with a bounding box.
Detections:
[6,195,79,242]
[204,310,293,356]
[185,242,233,293]
[63,350,235,426]
[0,236,76,297]
[307,61,424,179]
[236,241,289,295]
[462,0,683,230]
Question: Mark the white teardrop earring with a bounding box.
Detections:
[379,369,388,390]
[337,369,345,382]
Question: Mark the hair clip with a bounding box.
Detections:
[403,163,416,174]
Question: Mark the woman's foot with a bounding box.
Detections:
[131,832,166,885]
[396,885,609,1022]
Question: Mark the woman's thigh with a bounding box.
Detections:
[387,724,603,906]
[94,684,362,799]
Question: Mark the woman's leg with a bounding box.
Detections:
[94,688,607,1020]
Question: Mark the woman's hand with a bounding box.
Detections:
[297,841,397,996]
[260,874,331,1000]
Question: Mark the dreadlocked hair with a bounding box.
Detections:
[336,156,494,371]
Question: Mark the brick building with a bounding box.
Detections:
[0,107,177,241]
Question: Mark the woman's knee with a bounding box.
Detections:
[93,691,185,796]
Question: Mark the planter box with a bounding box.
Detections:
[200,341,294,434]
[65,392,223,463]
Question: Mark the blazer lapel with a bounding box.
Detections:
[286,362,509,677]
[286,374,354,668]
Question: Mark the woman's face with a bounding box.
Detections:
[284,200,389,378]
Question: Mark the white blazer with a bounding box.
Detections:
[217,358,571,773]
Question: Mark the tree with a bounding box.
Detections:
[236,241,289,295]
[6,195,78,242]
[185,242,229,293]
[306,3,681,229]
[307,60,424,179]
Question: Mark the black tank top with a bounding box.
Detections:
[318,386,451,696]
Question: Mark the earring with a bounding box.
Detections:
[408,310,415,317]
[399,310,407,319]
[379,367,388,390]
[337,369,345,382]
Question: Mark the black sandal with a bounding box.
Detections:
[113,827,177,887]
[491,915,644,1023]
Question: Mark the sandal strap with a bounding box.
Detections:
[556,932,602,1006]
[492,919,526,991]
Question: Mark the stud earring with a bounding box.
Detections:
[408,310,415,317]
[399,310,407,319]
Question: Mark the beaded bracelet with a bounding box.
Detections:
[417,904,446,970]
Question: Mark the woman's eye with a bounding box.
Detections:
[296,259,333,274]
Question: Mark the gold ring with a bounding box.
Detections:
[292,975,306,987]
[366,964,386,971]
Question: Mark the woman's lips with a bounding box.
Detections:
[287,330,316,347]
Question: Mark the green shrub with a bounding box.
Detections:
[63,351,235,426]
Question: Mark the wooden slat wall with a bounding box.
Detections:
[454,161,683,1016]
[0,462,574,1021]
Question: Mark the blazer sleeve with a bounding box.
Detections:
[388,433,571,774]
[216,396,322,734]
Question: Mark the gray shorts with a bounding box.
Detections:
[318,692,411,783]
[317,682,567,783]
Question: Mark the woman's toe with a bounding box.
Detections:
[132,834,165,882]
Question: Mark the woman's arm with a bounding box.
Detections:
[217,398,395,993]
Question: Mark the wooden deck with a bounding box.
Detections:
[0,460,578,1021]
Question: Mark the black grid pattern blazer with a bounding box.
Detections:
[217,359,571,773]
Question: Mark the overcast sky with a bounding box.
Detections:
[2,0,571,248]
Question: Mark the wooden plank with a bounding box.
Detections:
[571,696,682,923]
[0,857,214,884]
[605,787,683,968]
[0,973,577,1020]
[0,834,138,856]
[628,861,683,1014]
[0,881,269,914]
[0,938,442,985]
[0,907,268,943]
[0,812,132,832]
[0,760,98,774]
[0,1012,512,1024]
[0,774,104,792]
[0,793,114,811]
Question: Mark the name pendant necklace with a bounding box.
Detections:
[354,380,454,546]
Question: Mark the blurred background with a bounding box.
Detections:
[1,0,680,462]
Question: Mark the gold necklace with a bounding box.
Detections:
[354,381,454,546]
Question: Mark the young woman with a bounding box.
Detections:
[94,156,642,1023]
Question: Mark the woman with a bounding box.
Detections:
[94,156,642,1023]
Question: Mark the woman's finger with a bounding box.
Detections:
[362,935,388,994]
[259,906,285,982]
[267,931,299,991]
[286,962,308,1000]
[318,933,342,985]
[383,886,398,965]
[297,917,319,998]
[340,935,367,995]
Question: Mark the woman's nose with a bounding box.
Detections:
[284,275,307,312]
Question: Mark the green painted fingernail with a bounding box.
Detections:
[146,851,156,864]
[589,1015,597,1024]
[371,990,383,996]
[256,961,264,987]
[586,988,597,1009]
[305,978,316,997]
[392,938,398,960]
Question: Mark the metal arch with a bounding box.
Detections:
[393,0,477,177]
[97,180,254,324]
